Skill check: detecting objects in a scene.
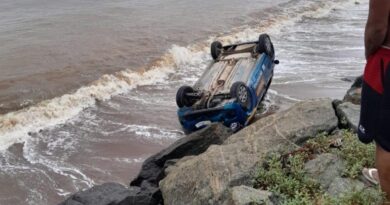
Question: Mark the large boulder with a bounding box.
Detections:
[59,183,131,205]
[129,123,232,204]
[131,123,231,186]
[160,99,338,205]
[335,102,360,132]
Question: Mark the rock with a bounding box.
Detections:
[163,156,195,176]
[305,153,366,198]
[343,75,363,105]
[304,153,345,190]
[327,177,364,197]
[227,186,274,205]
[135,181,162,205]
[160,99,338,205]
[131,123,231,186]
[341,77,355,83]
[335,102,360,132]
[129,123,231,204]
[59,183,131,205]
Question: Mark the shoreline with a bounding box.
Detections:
[59,76,367,205]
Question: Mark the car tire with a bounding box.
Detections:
[211,41,223,61]
[176,86,195,108]
[230,82,251,109]
[257,34,275,59]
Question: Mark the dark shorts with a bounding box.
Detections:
[359,47,390,152]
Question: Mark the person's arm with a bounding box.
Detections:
[365,0,390,59]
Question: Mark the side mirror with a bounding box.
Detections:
[274,60,280,65]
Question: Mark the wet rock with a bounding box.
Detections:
[341,77,355,83]
[335,102,360,132]
[129,123,232,204]
[304,153,345,190]
[130,123,231,187]
[132,181,162,205]
[343,75,363,105]
[227,186,274,205]
[59,183,131,205]
[160,99,338,205]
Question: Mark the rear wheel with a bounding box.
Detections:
[257,34,274,59]
[176,86,195,108]
[230,82,251,109]
[211,41,223,61]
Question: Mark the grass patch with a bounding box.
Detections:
[254,130,383,205]
[254,153,321,200]
[322,188,385,205]
[281,188,384,205]
[337,131,375,179]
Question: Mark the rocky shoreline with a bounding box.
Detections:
[60,76,373,205]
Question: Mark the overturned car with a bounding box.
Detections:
[176,34,278,133]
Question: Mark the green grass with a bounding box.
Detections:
[322,188,385,205]
[281,189,384,205]
[255,153,321,200]
[253,130,383,205]
[337,131,376,179]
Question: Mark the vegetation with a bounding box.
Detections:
[254,130,384,205]
[337,131,375,179]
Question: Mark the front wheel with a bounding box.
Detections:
[176,86,195,108]
[230,82,251,109]
[257,34,275,59]
[211,41,223,61]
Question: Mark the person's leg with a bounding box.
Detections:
[376,143,390,202]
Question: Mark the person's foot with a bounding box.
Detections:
[362,168,379,185]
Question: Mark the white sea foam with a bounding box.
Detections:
[212,0,358,44]
[23,136,95,188]
[268,89,301,102]
[124,124,183,140]
[113,157,145,164]
[273,78,318,85]
[97,123,184,140]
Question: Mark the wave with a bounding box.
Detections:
[0,53,178,151]
[0,0,358,151]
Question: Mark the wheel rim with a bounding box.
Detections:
[238,85,248,103]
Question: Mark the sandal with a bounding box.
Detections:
[362,168,379,185]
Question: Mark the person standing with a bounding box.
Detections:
[358,0,390,202]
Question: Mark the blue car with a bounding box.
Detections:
[176,34,278,133]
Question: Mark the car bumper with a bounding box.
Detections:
[177,103,248,133]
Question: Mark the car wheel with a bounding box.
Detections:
[257,34,275,59]
[211,41,223,61]
[230,82,251,109]
[176,86,195,108]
